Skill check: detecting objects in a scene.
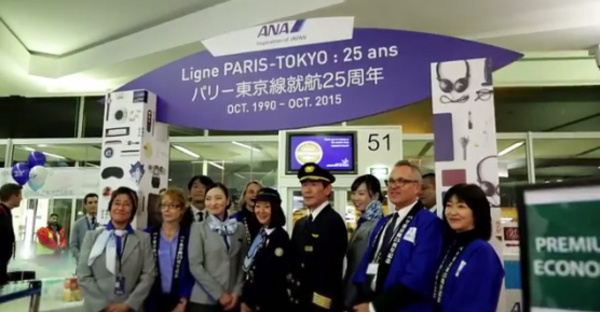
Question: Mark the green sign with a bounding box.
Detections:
[521,184,600,312]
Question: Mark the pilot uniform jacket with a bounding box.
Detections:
[77,229,156,312]
[434,238,504,312]
[354,203,444,312]
[242,226,291,312]
[289,204,348,312]
[187,220,246,306]
[343,219,378,308]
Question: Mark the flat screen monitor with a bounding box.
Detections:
[286,131,357,174]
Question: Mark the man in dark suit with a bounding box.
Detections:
[0,183,23,286]
[289,163,348,312]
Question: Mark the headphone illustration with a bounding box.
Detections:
[436,60,470,93]
[476,155,500,207]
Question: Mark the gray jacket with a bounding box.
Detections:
[343,219,378,308]
[188,220,246,305]
[69,216,97,261]
[77,229,156,312]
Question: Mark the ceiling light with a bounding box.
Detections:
[232,141,261,152]
[172,145,200,158]
[234,173,246,179]
[22,146,66,160]
[498,141,524,157]
[209,161,224,170]
[37,144,47,147]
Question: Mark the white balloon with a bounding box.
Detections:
[28,166,49,187]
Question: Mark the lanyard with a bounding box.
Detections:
[115,235,128,275]
[372,208,417,263]
[151,231,185,288]
[433,244,464,303]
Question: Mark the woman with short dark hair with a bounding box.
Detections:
[240,187,290,312]
[433,183,504,312]
[77,187,156,312]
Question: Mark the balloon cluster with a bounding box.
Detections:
[11,151,50,191]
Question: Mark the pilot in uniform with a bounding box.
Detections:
[288,163,348,312]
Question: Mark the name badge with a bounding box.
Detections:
[304,245,314,252]
[367,263,379,275]
[115,276,126,295]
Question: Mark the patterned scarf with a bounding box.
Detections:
[208,213,238,236]
[358,200,384,227]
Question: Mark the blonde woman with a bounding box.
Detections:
[232,181,262,242]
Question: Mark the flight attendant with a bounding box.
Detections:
[343,174,384,309]
[188,183,246,312]
[240,188,290,312]
[433,183,504,312]
[353,160,444,312]
[77,187,156,312]
[288,162,348,312]
[145,188,195,312]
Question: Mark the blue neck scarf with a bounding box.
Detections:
[208,213,238,236]
[242,228,266,272]
[358,200,383,227]
[88,222,134,274]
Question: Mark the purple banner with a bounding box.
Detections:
[288,133,355,172]
[117,28,521,131]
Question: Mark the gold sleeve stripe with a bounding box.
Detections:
[312,293,332,309]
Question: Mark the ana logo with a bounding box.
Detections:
[257,19,305,38]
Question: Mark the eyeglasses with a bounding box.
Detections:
[160,203,182,211]
[386,178,418,187]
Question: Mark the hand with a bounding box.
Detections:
[170,299,187,312]
[106,303,131,312]
[241,302,253,312]
[218,293,233,307]
[224,294,239,311]
[354,303,370,312]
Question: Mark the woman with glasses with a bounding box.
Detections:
[77,187,156,312]
[145,188,195,312]
[433,183,504,312]
[188,183,247,312]
[240,188,290,312]
[343,175,384,310]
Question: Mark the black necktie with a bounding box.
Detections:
[91,217,96,228]
[197,212,204,222]
[380,213,399,254]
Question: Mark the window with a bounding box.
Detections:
[0,97,79,138]
[169,141,278,206]
[532,137,600,182]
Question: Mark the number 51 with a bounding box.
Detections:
[368,133,390,151]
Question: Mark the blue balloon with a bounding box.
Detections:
[11,162,30,185]
[27,151,46,168]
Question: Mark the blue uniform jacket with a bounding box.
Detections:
[437,239,504,312]
[144,226,195,311]
[354,207,444,312]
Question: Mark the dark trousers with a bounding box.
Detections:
[156,293,181,312]
[188,303,225,312]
